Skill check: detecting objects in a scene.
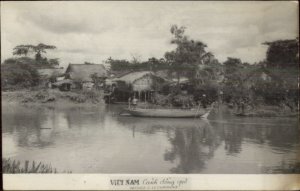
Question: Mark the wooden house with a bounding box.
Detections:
[104,71,167,103]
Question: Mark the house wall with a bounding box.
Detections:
[132,75,153,91]
[82,82,94,90]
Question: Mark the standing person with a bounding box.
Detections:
[241,98,246,114]
[236,98,242,114]
[218,90,223,110]
[236,97,245,114]
[202,94,207,108]
[128,97,132,108]
[132,97,138,109]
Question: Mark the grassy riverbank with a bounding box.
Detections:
[2,89,298,117]
[2,89,104,107]
[224,104,298,118]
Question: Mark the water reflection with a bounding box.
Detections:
[2,104,299,173]
[164,122,221,173]
[224,124,243,155]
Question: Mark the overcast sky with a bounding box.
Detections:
[1,1,298,68]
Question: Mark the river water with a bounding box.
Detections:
[2,104,299,173]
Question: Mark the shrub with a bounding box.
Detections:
[82,89,101,102]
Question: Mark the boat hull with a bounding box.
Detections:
[125,108,210,118]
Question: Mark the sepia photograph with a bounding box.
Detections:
[1,1,299,190]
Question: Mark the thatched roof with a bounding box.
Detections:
[66,63,107,82]
[37,68,65,79]
[108,70,132,78]
[108,71,168,91]
[115,71,154,84]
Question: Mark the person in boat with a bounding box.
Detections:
[132,97,138,109]
[201,94,207,108]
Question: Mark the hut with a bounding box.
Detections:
[104,71,167,103]
[37,68,65,88]
[65,63,107,90]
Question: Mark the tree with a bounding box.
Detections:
[32,43,56,62]
[146,57,169,71]
[222,57,249,88]
[164,25,214,84]
[13,45,30,57]
[106,57,131,71]
[12,43,56,63]
[223,57,243,75]
[222,57,250,104]
[261,38,299,107]
[263,38,299,68]
[130,54,142,65]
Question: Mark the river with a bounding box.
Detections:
[2,104,299,173]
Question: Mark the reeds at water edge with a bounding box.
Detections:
[2,158,71,173]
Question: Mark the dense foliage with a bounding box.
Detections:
[263,38,299,68]
[1,58,40,89]
[2,28,298,110]
[2,57,60,90]
[106,57,170,72]
[164,25,215,83]
[1,42,61,90]
[106,27,299,109]
[221,53,299,109]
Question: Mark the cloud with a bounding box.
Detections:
[18,9,115,34]
[1,1,298,67]
[60,48,90,54]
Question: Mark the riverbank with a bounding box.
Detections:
[223,104,298,118]
[2,90,298,117]
[2,89,105,108]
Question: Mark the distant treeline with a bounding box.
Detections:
[1,26,299,109]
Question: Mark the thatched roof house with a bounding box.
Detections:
[65,63,107,82]
[104,71,169,103]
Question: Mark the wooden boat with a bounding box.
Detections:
[124,107,211,118]
[234,112,248,117]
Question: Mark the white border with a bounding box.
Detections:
[3,174,300,190]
